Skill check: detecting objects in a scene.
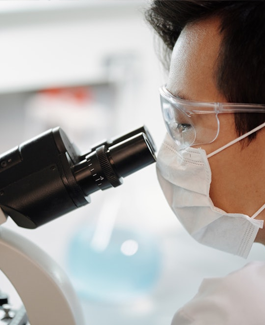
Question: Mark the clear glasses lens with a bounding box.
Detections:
[160,96,219,149]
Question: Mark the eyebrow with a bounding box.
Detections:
[165,86,192,101]
[174,91,191,101]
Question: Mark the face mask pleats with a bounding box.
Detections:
[156,133,263,258]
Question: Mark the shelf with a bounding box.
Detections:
[0,1,146,15]
[0,0,150,94]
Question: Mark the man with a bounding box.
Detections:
[145,1,265,324]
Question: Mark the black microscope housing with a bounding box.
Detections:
[0,126,156,229]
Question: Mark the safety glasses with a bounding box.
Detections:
[160,85,265,150]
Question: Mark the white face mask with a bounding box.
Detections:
[156,123,265,258]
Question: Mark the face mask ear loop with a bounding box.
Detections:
[207,121,265,159]
[251,203,265,219]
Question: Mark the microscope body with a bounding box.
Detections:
[0,126,156,229]
[0,128,88,229]
[0,126,156,324]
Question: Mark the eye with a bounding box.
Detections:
[176,123,192,133]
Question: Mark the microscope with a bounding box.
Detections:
[0,126,156,324]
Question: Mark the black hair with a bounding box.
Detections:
[145,1,265,141]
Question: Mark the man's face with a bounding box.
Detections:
[167,17,265,243]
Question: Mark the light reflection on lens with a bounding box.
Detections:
[120,240,139,256]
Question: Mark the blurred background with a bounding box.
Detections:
[0,1,264,325]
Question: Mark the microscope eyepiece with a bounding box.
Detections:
[73,132,156,196]
[0,126,156,229]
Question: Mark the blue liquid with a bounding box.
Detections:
[66,226,162,303]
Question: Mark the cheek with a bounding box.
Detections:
[199,114,239,210]
[197,114,237,155]
[191,114,220,146]
[205,114,254,213]
[208,142,256,214]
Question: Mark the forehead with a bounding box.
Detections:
[167,17,227,103]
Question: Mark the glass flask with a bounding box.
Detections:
[65,188,162,304]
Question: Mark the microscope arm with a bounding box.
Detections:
[0,209,85,325]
